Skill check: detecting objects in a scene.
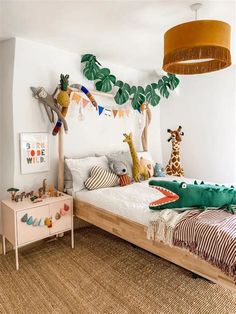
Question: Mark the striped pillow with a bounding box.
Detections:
[85,166,119,190]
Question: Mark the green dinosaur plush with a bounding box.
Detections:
[149,180,236,214]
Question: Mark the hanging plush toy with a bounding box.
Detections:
[165,126,184,177]
[31,86,68,133]
[52,74,70,136]
[31,76,99,136]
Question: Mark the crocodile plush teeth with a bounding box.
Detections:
[150,186,179,207]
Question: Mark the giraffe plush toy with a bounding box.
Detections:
[165,126,184,177]
[123,133,149,182]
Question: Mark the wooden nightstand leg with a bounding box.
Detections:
[15,246,19,270]
[2,236,6,255]
[71,229,74,249]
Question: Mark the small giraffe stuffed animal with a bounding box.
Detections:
[123,133,149,182]
[166,126,184,177]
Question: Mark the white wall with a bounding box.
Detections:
[160,66,236,183]
[9,38,162,193]
[0,39,15,200]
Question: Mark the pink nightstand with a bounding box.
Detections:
[1,193,74,270]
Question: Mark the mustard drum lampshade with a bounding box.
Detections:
[163,20,231,74]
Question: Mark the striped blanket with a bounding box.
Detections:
[173,209,236,281]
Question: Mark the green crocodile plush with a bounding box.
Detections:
[149,180,236,214]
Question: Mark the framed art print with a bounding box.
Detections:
[20,132,50,174]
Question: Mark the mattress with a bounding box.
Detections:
[73,176,201,226]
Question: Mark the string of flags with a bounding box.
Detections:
[70,92,133,119]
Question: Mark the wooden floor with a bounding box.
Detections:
[74,199,236,293]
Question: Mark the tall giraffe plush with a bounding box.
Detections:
[166,126,184,177]
[123,133,149,182]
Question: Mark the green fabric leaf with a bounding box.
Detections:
[83,61,100,81]
[81,54,94,63]
[158,78,170,98]
[130,86,137,94]
[114,83,131,105]
[167,73,180,90]
[151,83,158,89]
[145,85,161,107]
[131,89,145,110]
[81,54,101,65]
[137,86,145,94]
[95,68,116,92]
[114,80,124,88]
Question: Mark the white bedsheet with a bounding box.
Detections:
[74,176,200,226]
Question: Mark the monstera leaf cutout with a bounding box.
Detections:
[114,81,131,105]
[167,73,180,90]
[131,86,145,110]
[81,54,180,108]
[158,76,171,98]
[95,68,116,92]
[83,55,101,81]
[81,54,101,65]
[145,84,161,107]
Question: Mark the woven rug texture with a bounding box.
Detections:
[0,226,236,314]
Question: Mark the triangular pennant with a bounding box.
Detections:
[119,110,124,118]
[82,98,89,108]
[104,108,112,117]
[113,110,118,118]
[71,93,81,103]
[125,109,130,117]
[98,106,104,115]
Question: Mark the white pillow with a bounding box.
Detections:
[137,151,154,164]
[66,156,109,192]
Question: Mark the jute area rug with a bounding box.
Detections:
[0,226,235,314]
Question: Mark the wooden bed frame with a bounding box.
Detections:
[57,106,236,293]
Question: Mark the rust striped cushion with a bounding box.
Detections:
[85,166,119,190]
[119,174,132,186]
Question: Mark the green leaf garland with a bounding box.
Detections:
[81,54,180,111]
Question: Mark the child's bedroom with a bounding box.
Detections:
[0,0,236,313]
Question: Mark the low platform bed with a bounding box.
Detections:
[74,199,236,292]
[57,119,236,293]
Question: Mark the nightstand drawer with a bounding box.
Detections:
[16,205,49,245]
[49,199,72,234]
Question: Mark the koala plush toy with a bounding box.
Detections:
[109,161,132,186]
[109,161,128,176]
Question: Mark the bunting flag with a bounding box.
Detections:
[104,108,112,117]
[70,92,132,120]
[119,110,125,118]
[98,106,104,115]
[113,110,118,118]
[82,98,89,108]
[71,92,81,103]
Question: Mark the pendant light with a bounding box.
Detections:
[162,3,231,75]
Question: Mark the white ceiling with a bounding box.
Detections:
[1,0,235,71]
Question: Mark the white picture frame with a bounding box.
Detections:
[20,132,50,174]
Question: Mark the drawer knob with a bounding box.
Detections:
[44,217,52,228]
